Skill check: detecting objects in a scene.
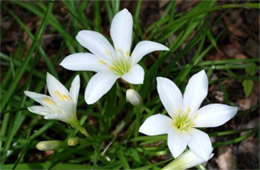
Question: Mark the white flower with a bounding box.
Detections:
[139,70,238,160]
[24,73,87,135]
[60,9,169,104]
[162,150,213,170]
[126,89,142,106]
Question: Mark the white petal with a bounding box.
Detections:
[183,70,208,114]
[139,114,172,136]
[46,73,70,101]
[43,113,60,120]
[76,30,116,62]
[163,150,213,170]
[24,91,57,110]
[27,106,50,116]
[121,64,144,84]
[156,77,183,118]
[188,128,213,161]
[168,127,190,158]
[84,72,119,104]
[194,104,238,128]
[131,40,169,64]
[110,9,133,56]
[69,75,80,104]
[60,53,107,72]
[24,91,53,107]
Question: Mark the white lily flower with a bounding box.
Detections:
[139,70,238,160]
[60,9,169,104]
[24,73,88,136]
[162,150,213,170]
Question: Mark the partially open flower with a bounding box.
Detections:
[25,73,88,136]
[162,150,213,170]
[139,70,238,160]
[60,9,169,104]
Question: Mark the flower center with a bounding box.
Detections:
[173,110,194,131]
[100,49,132,76]
[108,48,132,76]
[109,58,132,76]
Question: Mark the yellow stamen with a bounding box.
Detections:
[63,95,71,101]
[54,90,64,101]
[125,51,130,56]
[105,50,110,55]
[117,48,121,52]
[44,98,55,105]
[109,65,115,70]
[99,60,106,65]
[117,65,123,70]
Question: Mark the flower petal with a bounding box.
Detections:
[121,64,144,84]
[69,75,80,104]
[163,150,213,170]
[188,128,213,161]
[131,40,169,64]
[27,106,50,116]
[76,30,116,62]
[84,72,119,104]
[168,127,190,158]
[110,9,133,56]
[60,53,107,72]
[183,70,208,114]
[156,77,183,118]
[139,114,172,135]
[24,91,54,108]
[194,104,238,128]
[46,73,70,101]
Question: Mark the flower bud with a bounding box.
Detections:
[36,140,66,151]
[67,137,79,146]
[126,89,142,106]
[162,150,213,170]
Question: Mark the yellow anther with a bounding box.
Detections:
[117,48,121,52]
[109,65,115,70]
[187,107,191,113]
[125,51,130,56]
[117,65,123,70]
[54,90,64,101]
[44,98,55,105]
[105,50,110,55]
[63,95,71,101]
[99,60,106,65]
